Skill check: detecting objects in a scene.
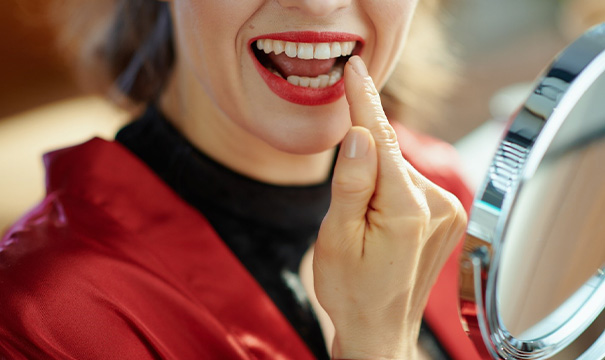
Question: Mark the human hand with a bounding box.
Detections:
[313,56,467,360]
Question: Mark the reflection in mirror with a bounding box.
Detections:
[498,119,605,339]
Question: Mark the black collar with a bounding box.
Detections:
[115,104,332,238]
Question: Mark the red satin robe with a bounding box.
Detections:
[0,124,481,359]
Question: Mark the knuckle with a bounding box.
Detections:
[452,202,468,231]
[440,192,468,233]
[372,120,398,147]
[445,192,466,219]
[416,203,432,227]
[425,186,462,216]
[412,186,468,239]
[408,186,432,221]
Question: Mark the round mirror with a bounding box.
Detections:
[459,23,605,360]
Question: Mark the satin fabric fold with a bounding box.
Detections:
[1,139,314,359]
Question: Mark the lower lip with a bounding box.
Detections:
[248,48,345,106]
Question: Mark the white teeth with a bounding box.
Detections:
[314,43,331,60]
[285,42,297,57]
[318,74,330,88]
[258,38,352,88]
[297,43,314,60]
[340,41,356,56]
[299,76,311,87]
[285,68,343,89]
[273,40,285,55]
[263,40,273,54]
[328,69,342,86]
[257,39,357,60]
[330,42,342,58]
[341,41,354,56]
[287,75,300,86]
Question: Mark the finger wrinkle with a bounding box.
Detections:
[367,96,384,109]
[332,177,374,200]
[362,78,380,97]
[373,123,398,145]
[377,129,398,146]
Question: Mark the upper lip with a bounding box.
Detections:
[248,31,364,45]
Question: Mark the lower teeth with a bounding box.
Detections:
[282,68,343,88]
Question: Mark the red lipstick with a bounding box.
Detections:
[248,31,364,106]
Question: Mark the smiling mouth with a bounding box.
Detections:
[248,32,363,105]
[252,39,361,88]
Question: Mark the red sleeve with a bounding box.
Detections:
[0,198,162,359]
[0,195,268,360]
[1,138,316,360]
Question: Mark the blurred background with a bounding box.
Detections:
[1,0,604,230]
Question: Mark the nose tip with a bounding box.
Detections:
[276,0,351,17]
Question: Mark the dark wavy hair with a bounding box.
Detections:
[53,0,455,129]
[108,1,173,102]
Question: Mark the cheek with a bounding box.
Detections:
[364,0,417,87]
[171,0,259,112]
[171,1,248,76]
[379,0,417,27]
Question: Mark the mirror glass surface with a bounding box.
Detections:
[496,63,605,340]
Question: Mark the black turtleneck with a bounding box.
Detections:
[115,105,450,360]
[116,105,331,358]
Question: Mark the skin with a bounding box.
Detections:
[160,0,417,185]
[159,1,468,358]
[314,58,467,359]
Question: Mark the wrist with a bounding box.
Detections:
[331,326,419,360]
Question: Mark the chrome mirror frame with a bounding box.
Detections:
[459,23,605,360]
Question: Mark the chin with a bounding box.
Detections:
[274,135,343,155]
[258,117,350,155]
[240,96,351,155]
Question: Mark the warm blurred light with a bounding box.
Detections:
[560,0,605,40]
[0,96,129,231]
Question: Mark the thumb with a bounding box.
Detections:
[327,126,377,227]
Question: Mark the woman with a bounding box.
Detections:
[0,1,480,359]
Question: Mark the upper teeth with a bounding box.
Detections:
[256,39,356,60]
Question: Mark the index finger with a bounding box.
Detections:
[344,56,416,213]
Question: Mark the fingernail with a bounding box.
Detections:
[349,56,369,77]
[343,128,370,159]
